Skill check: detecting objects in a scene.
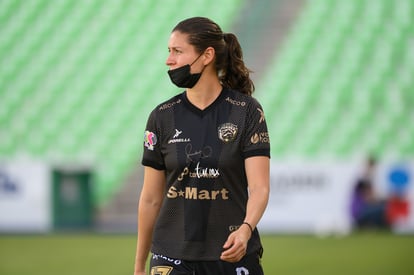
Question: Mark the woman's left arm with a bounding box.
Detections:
[221,156,270,263]
[243,155,270,230]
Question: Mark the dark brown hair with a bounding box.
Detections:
[172,17,255,95]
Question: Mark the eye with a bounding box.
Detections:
[168,48,183,55]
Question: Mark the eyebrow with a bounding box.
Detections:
[168,46,183,50]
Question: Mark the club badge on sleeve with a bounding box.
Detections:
[144,130,157,151]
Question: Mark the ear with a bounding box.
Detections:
[203,46,215,65]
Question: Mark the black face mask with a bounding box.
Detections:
[168,54,204,88]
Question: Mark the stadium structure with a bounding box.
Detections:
[1,0,413,233]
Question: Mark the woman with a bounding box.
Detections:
[134,17,270,275]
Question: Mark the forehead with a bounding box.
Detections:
[168,31,192,49]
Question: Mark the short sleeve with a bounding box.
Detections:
[241,98,271,159]
[141,109,166,170]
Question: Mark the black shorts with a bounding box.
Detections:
[149,252,264,275]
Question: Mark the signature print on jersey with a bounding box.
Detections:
[185,144,212,162]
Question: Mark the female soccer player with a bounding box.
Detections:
[134,17,270,275]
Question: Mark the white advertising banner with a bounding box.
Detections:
[259,161,358,234]
[259,159,414,235]
[0,160,52,232]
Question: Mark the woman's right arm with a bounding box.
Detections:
[134,166,166,275]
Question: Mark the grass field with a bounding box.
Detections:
[0,232,413,275]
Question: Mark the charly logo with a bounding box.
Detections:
[144,130,157,150]
[168,129,190,144]
[257,108,265,123]
[218,123,238,143]
[173,129,182,138]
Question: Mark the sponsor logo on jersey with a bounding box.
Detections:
[167,186,229,200]
[158,98,181,111]
[172,164,224,200]
[251,132,270,144]
[177,162,220,181]
[229,224,242,232]
[226,96,246,106]
[144,130,157,150]
[168,128,191,144]
[236,267,250,275]
[173,129,182,138]
[218,123,238,143]
[152,254,182,265]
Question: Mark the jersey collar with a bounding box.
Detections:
[182,88,228,117]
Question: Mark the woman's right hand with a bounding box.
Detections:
[133,261,148,275]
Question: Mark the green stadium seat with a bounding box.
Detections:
[256,0,414,160]
[0,0,243,205]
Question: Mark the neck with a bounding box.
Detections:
[186,75,222,110]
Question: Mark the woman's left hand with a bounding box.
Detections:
[220,224,251,263]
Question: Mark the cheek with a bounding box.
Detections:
[178,56,192,66]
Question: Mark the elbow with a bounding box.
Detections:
[139,191,164,210]
[249,184,270,201]
[139,196,163,210]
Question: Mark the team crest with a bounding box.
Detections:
[218,123,238,143]
[144,130,157,150]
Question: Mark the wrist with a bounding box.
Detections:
[134,259,147,272]
[242,221,254,234]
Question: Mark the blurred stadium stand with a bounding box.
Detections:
[1,0,413,231]
[0,0,243,230]
[232,0,304,83]
[256,0,414,160]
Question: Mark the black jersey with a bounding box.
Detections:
[142,88,270,261]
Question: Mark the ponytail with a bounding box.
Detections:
[221,33,255,96]
[172,17,255,95]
